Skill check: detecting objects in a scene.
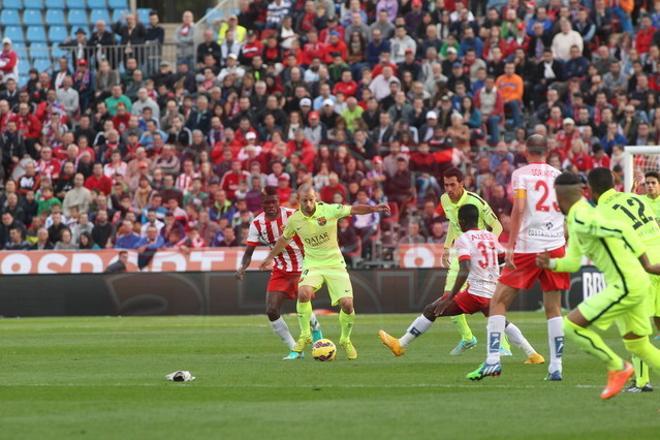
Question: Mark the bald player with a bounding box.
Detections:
[468,135,569,381]
[261,185,389,360]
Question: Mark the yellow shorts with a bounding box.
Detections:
[579,282,652,337]
[298,265,353,306]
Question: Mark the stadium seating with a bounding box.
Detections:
[67,9,89,27]
[66,0,87,9]
[4,26,25,44]
[90,9,112,26]
[25,0,45,9]
[111,9,128,24]
[33,58,53,72]
[137,8,151,25]
[45,0,66,8]
[23,10,45,26]
[29,43,50,61]
[108,0,128,10]
[2,0,23,9]
[0,10,22,27]
[45,10,67,27]
[88,0,107,8]
[48,26,68,43]
[26,26,48,43]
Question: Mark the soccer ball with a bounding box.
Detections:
[312,339,336,362]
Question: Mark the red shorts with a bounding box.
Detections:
[498,246,570,292]
[267,271,301,300]
[453,290,491,315]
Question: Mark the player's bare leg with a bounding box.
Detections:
[543,291,564,380]
[655,317,660,340]
[379,299,443,357]
[338,296,357,360]
[293,285,315,353]
[466,283,519,380]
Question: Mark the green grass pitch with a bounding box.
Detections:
[0,313,658,439]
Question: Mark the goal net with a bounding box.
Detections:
[623,146,660,193]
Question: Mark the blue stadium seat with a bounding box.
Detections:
[4,26,25,44]
[67,9,89,27]
[3,0,23,9]
[51,46,69,59]
[45,9,66,26]
[66,0,86,9]
[26,26,48,43]
[25,0,45,9]
[34,58,53,72]
[13,44,29,60]
[48,25,68,43]
[0,10,21,26]
[45,0,66,8]
[23,10,45,26]
[108,0,128,9]
[111,9,129,24]
[30,43,50,60]
[88,0,107,8]
[137,8,150,25]
[90,9,111,25]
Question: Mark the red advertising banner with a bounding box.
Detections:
[0,245,448,275]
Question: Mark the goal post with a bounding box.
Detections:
[623,146,660,193]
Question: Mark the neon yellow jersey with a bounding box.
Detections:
[283,202,352,269]
[642,194,660,221]
[554,199,649,289]
[596,189,660,262]
[440,190,502,248]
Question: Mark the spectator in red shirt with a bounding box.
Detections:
[12,102,41,157]
[36,146,62,181]
[635,15,655,54]
[276,174,292,203]
[0,37,18,84]
[84,163,113,195]
[220,160,249,200]
[333,70,358,97]
[302,30,327,66]
[319,172,347,203]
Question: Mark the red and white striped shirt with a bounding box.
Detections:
[246,207,304,273]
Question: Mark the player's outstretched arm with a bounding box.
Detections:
[260,236,292,271]
[350,203,390,216]
[435,260,470,316]
[236,245,256,280]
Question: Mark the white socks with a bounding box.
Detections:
[547,317,564,373]
[399,314,434,347]
[270,317,296,350]
[505,322,536,356]
[310,312,320,331]
[486,315,506,364]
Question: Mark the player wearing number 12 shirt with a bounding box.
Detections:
[468,135,569,382]
[378,205,543,363]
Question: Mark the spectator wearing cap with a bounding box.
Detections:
[218,14,247,45]
[61,27,90,68]
[390,25,417,64]
[0,38,18,85]
[218,54,246,82]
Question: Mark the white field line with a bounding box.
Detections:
[0,383,601,389]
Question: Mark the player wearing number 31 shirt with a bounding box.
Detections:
[467,134,569,382]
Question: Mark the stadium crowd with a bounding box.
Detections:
[0,0,658,262]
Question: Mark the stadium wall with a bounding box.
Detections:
[0,267,601,317]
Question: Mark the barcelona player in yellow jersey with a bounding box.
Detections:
[536,172,660,399]
[588,167,660,392]
[261,184,389,360]
[642,171,660,224]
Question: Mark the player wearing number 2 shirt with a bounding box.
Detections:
[378,205,543,364]
[468,135,568,382]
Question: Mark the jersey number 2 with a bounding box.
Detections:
[535,180,560,212]
[613,198,651,230]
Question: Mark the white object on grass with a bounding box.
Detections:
[165,371,196,382]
